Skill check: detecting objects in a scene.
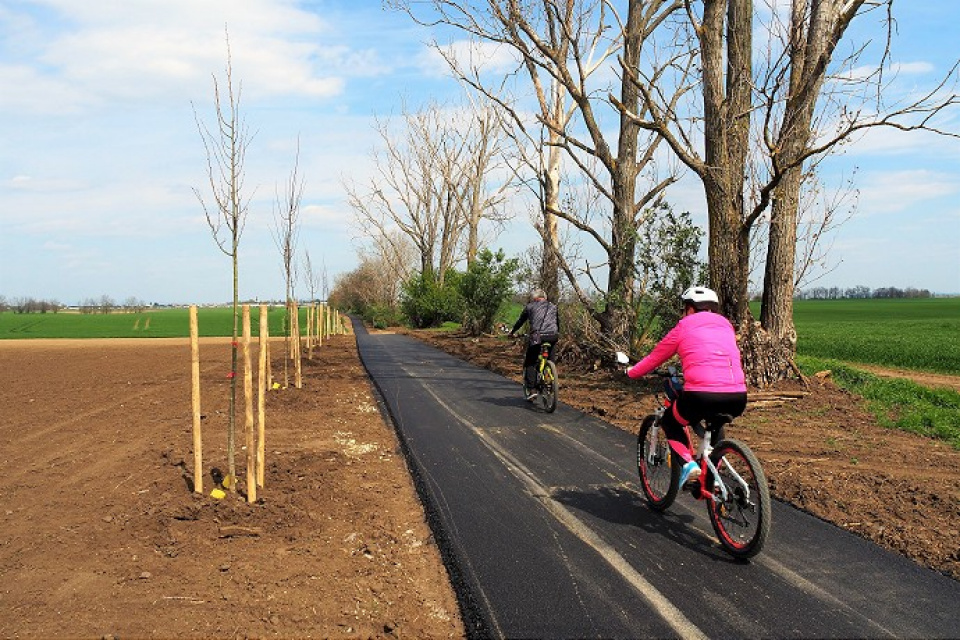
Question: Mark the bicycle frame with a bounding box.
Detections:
[537,342,553,376]
[631,362,771,558]
[648,401,752,506]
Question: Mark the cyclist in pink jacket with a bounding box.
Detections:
[627,286,747,488]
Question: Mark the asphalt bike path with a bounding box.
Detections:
[352,320,960,639]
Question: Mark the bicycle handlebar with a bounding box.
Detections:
[651,367,681,378]
[615,351,680,379]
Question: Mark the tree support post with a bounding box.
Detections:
[189,305,203,494]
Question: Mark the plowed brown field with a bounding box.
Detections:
[2,327,957,639]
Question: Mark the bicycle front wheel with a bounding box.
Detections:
[708,439,771,559]
[538,360,558,413]
[637,415,679,511]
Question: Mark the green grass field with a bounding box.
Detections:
[796,354,960,449]
[5,298,957,375]
[0,306,306,339]
[4,298,958,447]
[771,298,960,449]
[790,298,960,375]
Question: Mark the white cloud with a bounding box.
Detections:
[417,39,521,78]
[0,63,92,114]
[0,1,363,115]
[891,61,935,75]
[302,203,353,230]
[856,169,958,216]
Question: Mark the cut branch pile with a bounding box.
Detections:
[748,390,809,408]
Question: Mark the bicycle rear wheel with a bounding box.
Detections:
[538,361,558,413]
[637,415,679,511]
[708,439,771,559]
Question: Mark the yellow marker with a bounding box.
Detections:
[221,474,233,489]
[210,488,226,500]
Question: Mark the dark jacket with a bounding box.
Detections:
[511,299,559,344]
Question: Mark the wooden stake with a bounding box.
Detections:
[242,305,256,503]
[257,303,268,488]
[317,303,324,345]
[306,305,314,358]
[189,305,202,494]
[265,307,273,388]
[293,301,302,389]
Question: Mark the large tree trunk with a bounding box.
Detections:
[757,176,801,385]
[541,128,563,302]
[702,0,803,388]
[595,0,643,347]
[755,0,851,386]
[541,168,561,303]
[702,0,752,326]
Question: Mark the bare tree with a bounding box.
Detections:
[328,246,412,315]
[749,166,858,291]
[420,28,576,301]
[99,294,115,315]
[460,105,514,265]
[345,99,508,286]
[363,230,418,304]
[399,0,686,350]
[192,28,256,480]
[273,138,304,388]
[301,249,325,302]
[613,0,958,384]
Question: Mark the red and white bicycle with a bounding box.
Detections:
[617,352,771,559]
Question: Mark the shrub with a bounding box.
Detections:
[365,304,404,330]
[401,271,463,328]
[458,249,519,336]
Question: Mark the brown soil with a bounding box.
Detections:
[0,335,463,639]
[854,363,960,393]
[2,328,957,639]
[404,329,960,582]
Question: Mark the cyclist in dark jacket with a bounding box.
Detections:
[509,289,560,400]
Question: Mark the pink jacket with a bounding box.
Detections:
[627,312,746,392]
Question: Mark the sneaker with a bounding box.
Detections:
[679,460,701,487]
[526,392,538,401]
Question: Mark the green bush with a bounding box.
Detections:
[364,304,404,330]
[633,204,705,346]
[458,249,519,336]
[400,271,463,329]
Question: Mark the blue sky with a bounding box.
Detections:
[1,0,958,306]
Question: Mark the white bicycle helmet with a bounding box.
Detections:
[680,286,719,304]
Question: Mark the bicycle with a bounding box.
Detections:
[515,334,558,413]
[617,352,771,559]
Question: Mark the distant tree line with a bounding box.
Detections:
[0,295,151,314]
[794,286,933,300]
[2,296,62,313]
[77,296,151,314]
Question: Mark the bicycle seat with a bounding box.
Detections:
[707,413,734,430]
[691,413,733,438]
